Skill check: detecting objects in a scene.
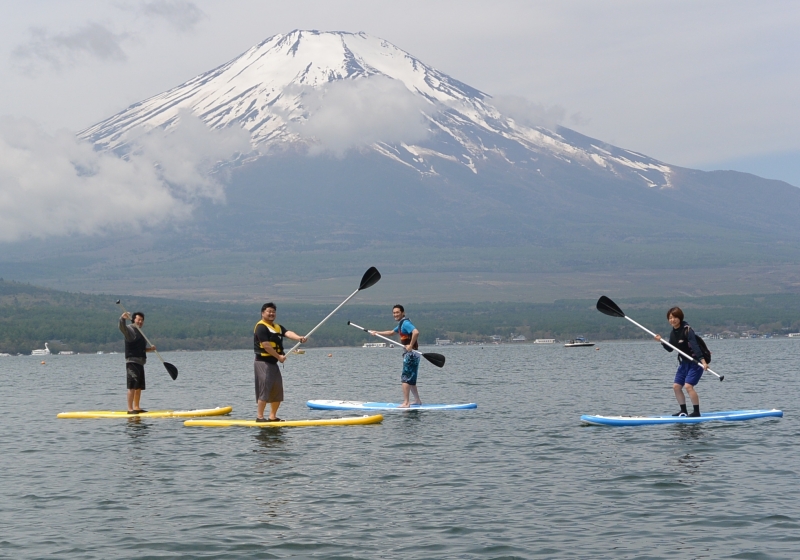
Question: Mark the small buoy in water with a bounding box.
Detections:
[328,353,333,357]
[595,347,600,350]
[41,361,46,364]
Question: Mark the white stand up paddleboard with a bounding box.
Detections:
[307,400,477,411]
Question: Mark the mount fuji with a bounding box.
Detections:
[5,30,800,301]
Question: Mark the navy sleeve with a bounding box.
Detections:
[686,327,703,361]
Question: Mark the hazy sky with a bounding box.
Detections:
[1,0,799,186]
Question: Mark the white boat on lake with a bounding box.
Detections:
[31,343,51,356]
[564,337,595,348]
[363,342,390,348]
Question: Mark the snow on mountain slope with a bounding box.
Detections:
[79,30,672,187]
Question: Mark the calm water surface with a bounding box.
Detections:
[1,339,798,559]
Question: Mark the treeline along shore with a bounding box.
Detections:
[1,279,800,355]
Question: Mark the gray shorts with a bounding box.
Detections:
[254,360,284,403]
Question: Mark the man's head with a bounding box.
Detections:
[132,312,144,328]
[392,304,405,321]
[261,302,276,321]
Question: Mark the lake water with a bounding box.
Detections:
[1,339,798,559]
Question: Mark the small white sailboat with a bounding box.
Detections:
[31,343,51,356]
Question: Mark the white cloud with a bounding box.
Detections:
[288,76,430,156]
[12,23,128,72]
[0,114,250,242]
[139,0,206,32]
[490,95,566,130]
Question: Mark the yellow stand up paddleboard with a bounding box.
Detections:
[57,406,233,419]
[184,414,383,428]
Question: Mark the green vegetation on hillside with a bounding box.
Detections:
[1,279,799,354]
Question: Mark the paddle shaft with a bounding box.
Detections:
[285,287,361,355]
[116,301,169,366]
[348,321,420,355]
[622,315,722,379]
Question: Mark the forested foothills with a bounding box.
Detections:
[1,279,799,355]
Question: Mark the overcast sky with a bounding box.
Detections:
[1,0,799,186]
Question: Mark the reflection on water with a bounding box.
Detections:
[672,423,706,441]
[125,417,149,439]
[253,428,287,451]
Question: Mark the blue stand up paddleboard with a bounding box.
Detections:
[307,400,477,411]
[581,409,783,426]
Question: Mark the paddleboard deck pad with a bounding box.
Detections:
[307,400,477,411]
[581,409,783,426]
[57,406,233,419]
[184,414,383,428]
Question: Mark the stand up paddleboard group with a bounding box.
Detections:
[57,269,782,428]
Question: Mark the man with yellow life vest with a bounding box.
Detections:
[370,304,421,408]
[254,302,306,422]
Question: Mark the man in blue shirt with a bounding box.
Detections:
[371,305,421,408]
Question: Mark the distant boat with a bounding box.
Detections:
[31,343,51,356]
[435,338,452,346]
[96,351,104,355]
[363,342,388,348]
[59,351,75,355]
[565,337,595,348]
[291,349,306,355]
[0,353,11,357]
[533,339,556,344]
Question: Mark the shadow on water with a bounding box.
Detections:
[672,423,707,441]
[253,428,287,451]
[125,417,149,440]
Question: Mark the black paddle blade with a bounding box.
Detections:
[164,362,178,380]
[358,267,381,291]
[596,296,626,318]
[423,352,446,368]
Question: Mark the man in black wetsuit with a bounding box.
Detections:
[119,311,156,414]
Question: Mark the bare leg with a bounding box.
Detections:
[673,383,686,405]
[685,383,699,406]
[127,389,135,412]
[268,401,280,420]
[132,389,142,411]
[398,383,411,408]
[410,385,421,405]
[257,399,267,419]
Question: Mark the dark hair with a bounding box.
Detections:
[393,304,404,313]
[667,307,684,321]
[261,302,276,313]
[132,312,144,321]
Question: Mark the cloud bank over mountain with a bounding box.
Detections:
[0,113,249,242]
[288,76,431,156]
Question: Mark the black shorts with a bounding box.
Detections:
[126,362,146,390]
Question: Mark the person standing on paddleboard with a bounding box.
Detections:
[370,305,421,408]
[254,302,306,422]
[654,307,708,417]
[119,311,156,414]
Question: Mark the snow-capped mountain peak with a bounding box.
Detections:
[80,30,672,187]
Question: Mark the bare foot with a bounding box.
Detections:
[411,401,422,406]
[396,403,410,408]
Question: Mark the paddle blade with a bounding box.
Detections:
[596,296,626,318]
[423,352,446,368]
[358,267,381,291]
[164,362,178,380]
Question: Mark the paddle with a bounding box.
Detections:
[596,295,723,381]
[284,267,382,356]
[347,321,446,368]
[115,300,178,380]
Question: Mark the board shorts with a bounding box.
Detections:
[126,362,146,390]
[255,360,284,403]
[401,351,420,385]
[674,360,704,386]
